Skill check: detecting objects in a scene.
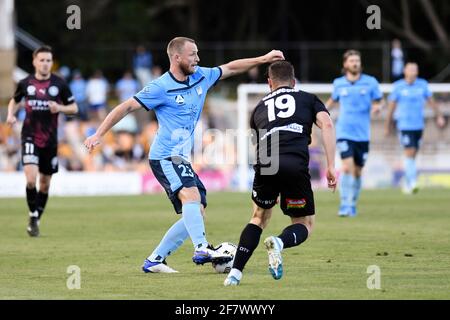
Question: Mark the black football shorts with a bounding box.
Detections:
[21,138,58,175]
[251,154,315,217]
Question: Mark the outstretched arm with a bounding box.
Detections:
[219,50,285,80]
[83,97,142,152]
[315,111,337,191]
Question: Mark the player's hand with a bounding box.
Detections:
[371,104,382,117]
[436,115,446,129]
[326,167,337,192]
[6,114,17,126]
[263,50,285,63]
[84,134,101,153]
[384,126,391,137]
[48,101,61,114]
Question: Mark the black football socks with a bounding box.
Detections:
[278,223,309,249]
[26,187,37,214]
[232,223,263,271]
[36,192,49,219]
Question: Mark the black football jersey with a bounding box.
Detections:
[14,74,74,148]
[250,86,329,168]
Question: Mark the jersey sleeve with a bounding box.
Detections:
[370,78,383,101]
[133,82,165,111]
[59,81,75,105]
[199,67,222,89]
[13,80,26,103]
[312,95,330,115]
[388,84,399,102]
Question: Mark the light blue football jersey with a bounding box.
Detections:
[331,74,382,141]
[134,67,222,160]
[388,78,432,131]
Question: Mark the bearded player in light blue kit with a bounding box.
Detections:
[325,50,383,217]
[385,62,446,194]
[84,37,284,273]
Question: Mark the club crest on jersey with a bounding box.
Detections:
[27,85,36,95]
[196,86,203,96]
[175,94,185,105]
[48,86,59,97]
[286,198,306,209]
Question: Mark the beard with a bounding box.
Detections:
[180,62,195,76]
[346,65,361,75]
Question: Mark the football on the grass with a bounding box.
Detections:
[212,242,237,273]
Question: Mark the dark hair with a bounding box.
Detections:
[342,49,361,64]
[267,61,295,83]
[33,45,53,58]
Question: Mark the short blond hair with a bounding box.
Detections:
[167,37,195,58]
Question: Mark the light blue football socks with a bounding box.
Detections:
[148,218,189,262]
[340,173,354,208]
[182,201,208,249]
[352,176,362,206]
[404,157,417,188]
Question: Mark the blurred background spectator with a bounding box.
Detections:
[391,39,405,82]
[86,70,109,121]
[133,45,153,87]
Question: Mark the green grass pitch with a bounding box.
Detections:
[1,189,449,299]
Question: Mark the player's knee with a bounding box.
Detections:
[341,164,352,174]
[354,169,362,178]
[39,183,50,193]
[26,182,36,189]
[250,216,265,229]
[404,148,417,158]
[292,216,314,235]
[39,177,52,193]
[178,187,201,203]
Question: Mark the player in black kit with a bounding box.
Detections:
[224,61,337,286]
[6,46,78,237]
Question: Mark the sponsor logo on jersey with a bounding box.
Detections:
[260,123,304,141]
[196,86,203,96]
[27,85,36,95]
[48,86,59,97]
[286,198,306,209]
[39,88,46,95]
[175,95,185,105]
[28,99,50,111]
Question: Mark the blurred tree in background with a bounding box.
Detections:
[15,0,450,82]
